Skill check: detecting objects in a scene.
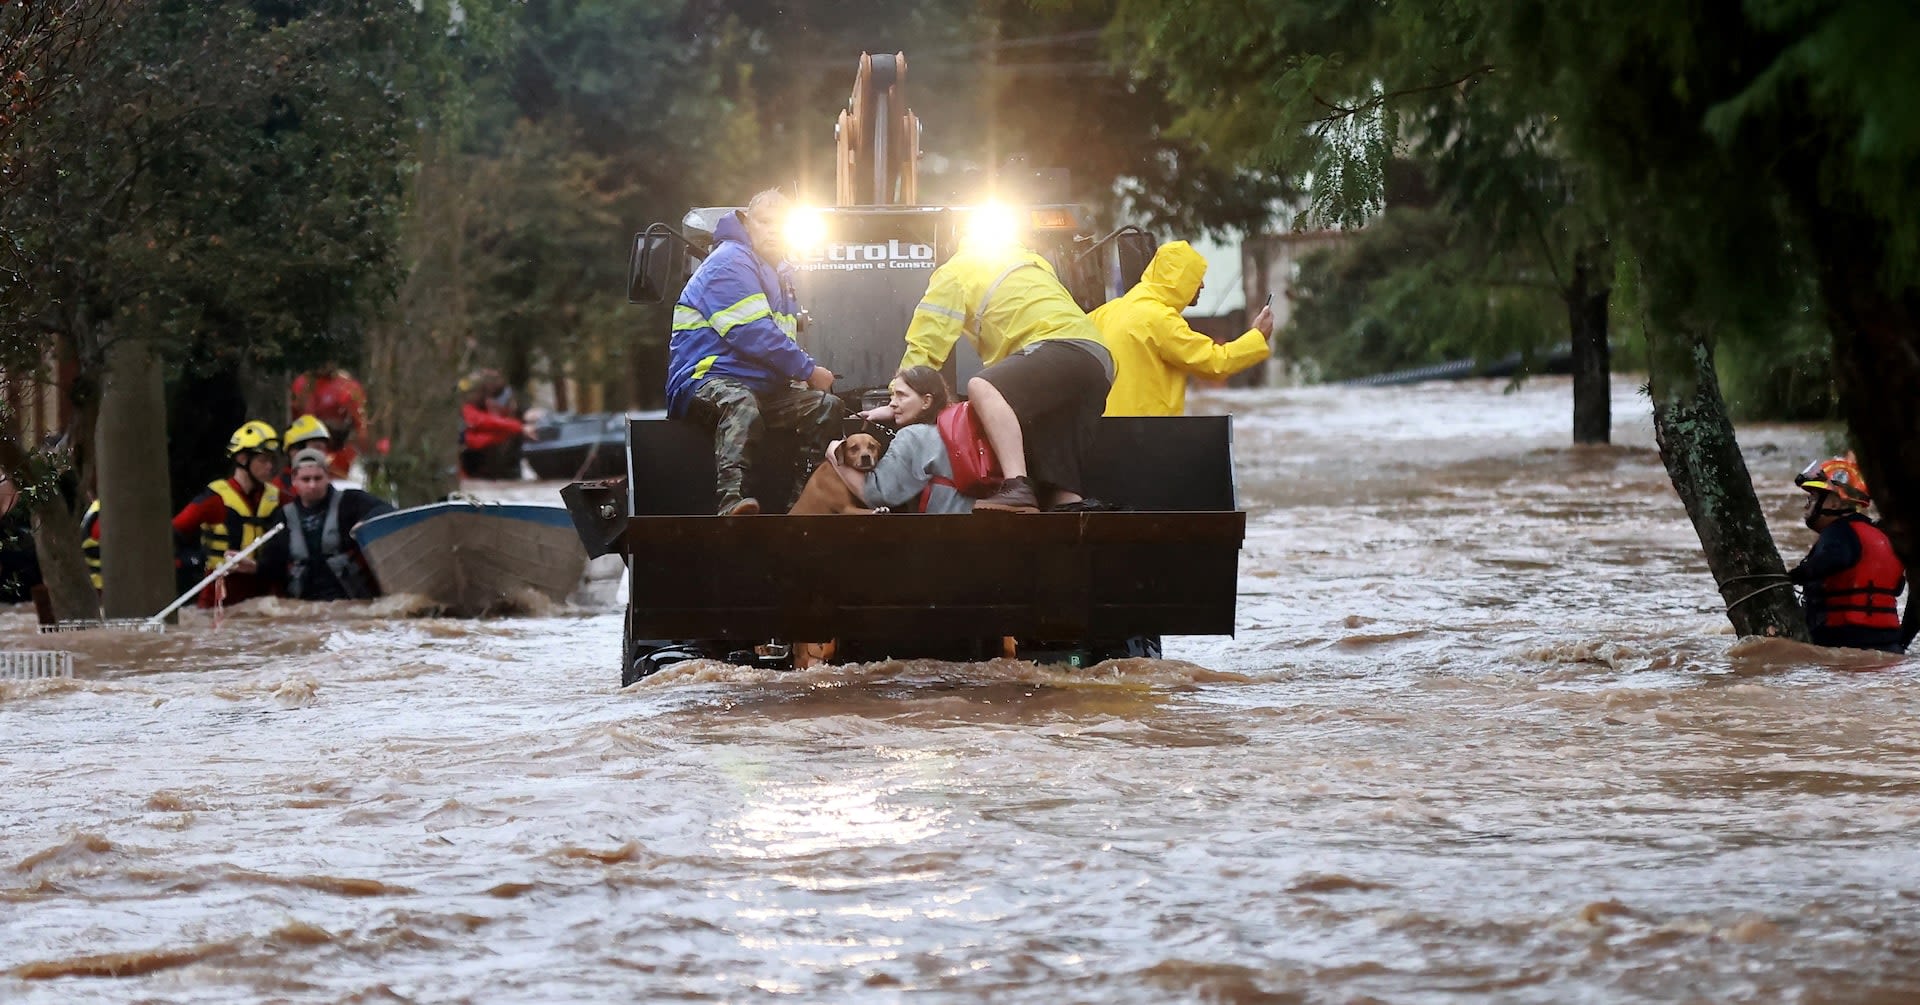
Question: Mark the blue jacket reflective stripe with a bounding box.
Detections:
[664,211,816,418]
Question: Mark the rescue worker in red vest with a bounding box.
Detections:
[459,368,542,480]
[258,448,393,601]
[1788,457,1908,653]
[170,420,283,607]
[291,367,366,479]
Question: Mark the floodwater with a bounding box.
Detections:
[3,377,1916,1004]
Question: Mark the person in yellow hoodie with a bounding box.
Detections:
[896,225,1114,514]
[1094,241,1274,417]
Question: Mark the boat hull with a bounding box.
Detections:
[352,502,588,616]
[523,413,633,481]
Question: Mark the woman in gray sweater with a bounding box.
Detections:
[860,366,974,514]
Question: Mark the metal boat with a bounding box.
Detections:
[352,501,587,615]
[523,412,635,481]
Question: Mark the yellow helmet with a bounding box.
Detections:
[284,413,331,448]
[227,420,282,458]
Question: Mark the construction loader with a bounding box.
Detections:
[561,53,1246,684]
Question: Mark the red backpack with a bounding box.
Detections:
[917,402,1002,510]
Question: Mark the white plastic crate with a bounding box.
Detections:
[0,650,75,680]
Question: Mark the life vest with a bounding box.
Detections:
[285,488,372,600]
[200,478,280,572]
[1814,519,1906,630]
[80,500,102,591]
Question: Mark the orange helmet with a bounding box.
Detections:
[1795,457,1871,508]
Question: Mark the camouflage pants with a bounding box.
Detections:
[687,377,840,512]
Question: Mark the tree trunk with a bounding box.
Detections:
[1566,243,1612,445]
[30,495,97,620]
[1797,210,1920,623]
[364,142,467,507]
[0,433,95,621]
[96,332,176,618]
[1647,324,1806,639]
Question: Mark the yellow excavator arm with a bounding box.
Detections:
[834,52,920,206]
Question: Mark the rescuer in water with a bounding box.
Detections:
[1788,457,1910,653]
[257,447,393,601]
[171,420,283,607]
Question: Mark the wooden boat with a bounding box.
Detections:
[351,501,587,615]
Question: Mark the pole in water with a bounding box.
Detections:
[147,522,285,627]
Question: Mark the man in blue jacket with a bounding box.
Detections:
[666,189,839,515]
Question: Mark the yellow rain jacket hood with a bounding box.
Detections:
[900,243,1106,372]
[1092,240,1271,417]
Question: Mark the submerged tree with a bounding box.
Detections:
[1462,1,1920,637]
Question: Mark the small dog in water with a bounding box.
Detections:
[788,432,886,515]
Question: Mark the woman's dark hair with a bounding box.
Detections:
[893,366,952,424]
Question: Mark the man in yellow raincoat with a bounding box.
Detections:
[900,228,1113,513]
[1093,241,1274,417]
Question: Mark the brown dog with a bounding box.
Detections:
[788,432,886,515]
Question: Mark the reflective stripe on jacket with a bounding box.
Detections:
[201,478,280,572]
[1093,240,1271,416]
[664,211,814,418]
[1813,519,1906,630]
[900,242,1105,372]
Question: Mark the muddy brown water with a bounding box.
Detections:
[2,378,1915,1003]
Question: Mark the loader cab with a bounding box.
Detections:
[627,203,1157,400]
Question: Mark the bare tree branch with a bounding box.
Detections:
[1305,64,1497,125]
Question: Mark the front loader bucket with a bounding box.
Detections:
[619,510,1242,642]
[562,415,1246,652]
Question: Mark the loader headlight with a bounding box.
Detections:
[963,202,1022,249]
[784,208,828,253]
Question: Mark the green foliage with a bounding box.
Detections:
[1107,0,1612,397]
[440,0,1301,411]
[1715,320,1837,423]
[1286,207,1562,379]
[442,0,740,405]
[1705,0,1920,282]
[2,0,499,377]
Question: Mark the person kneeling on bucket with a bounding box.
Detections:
[1788,457,1911,654]
[258,448,394,601]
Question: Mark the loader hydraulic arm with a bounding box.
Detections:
[835,52,921,207]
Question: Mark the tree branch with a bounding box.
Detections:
[1306,64,1497,125]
